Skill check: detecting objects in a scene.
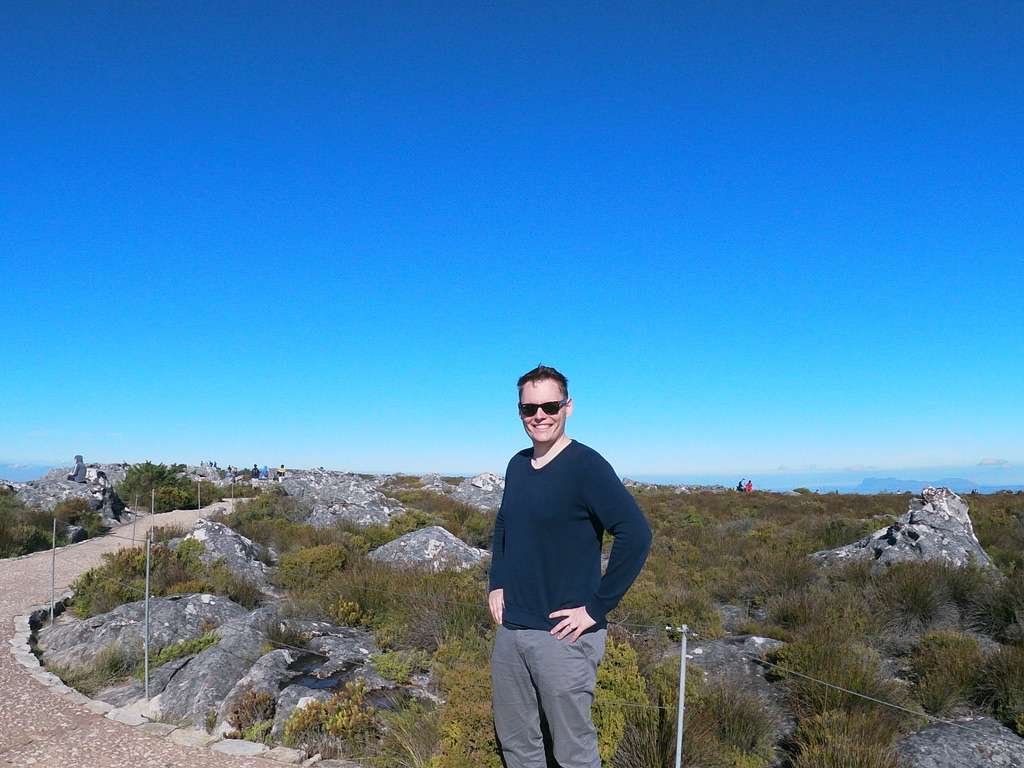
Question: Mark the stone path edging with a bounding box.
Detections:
[8,597,306,765]
[0,502,363,768]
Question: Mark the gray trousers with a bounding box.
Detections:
[491,625,607,768]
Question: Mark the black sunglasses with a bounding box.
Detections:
[518,399,569,417]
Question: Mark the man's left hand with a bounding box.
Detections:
[548,606,596,642]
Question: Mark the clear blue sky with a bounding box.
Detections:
[2,2,1022,483]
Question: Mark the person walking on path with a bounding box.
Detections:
[736,478,746,492]
[745,479,753,493]
[488,365,652,768]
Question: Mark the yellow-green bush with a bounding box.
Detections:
[277,544,348,592]
[284,681,377,758]
[372,649,430,684]
[435,657,502,768]
[594,636,648,764]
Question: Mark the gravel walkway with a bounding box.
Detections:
[0,502,275,768]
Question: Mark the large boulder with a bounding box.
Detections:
[450,472,505,512]
[896,716,1024,767]
[176,518,272,592]
[368,526,490,572]
[8,463,127,526]
[810,487,993,570]
[280,469,404,527]
[37,593,249,669]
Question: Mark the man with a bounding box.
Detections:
[488,365,652,768]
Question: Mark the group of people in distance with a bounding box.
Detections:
[736,478,754,493]
[223,464,287,482]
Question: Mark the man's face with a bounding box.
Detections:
[519,379,573,446]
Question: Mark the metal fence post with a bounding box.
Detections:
[144,529,152,699]
[197,479,201,510]
[674,625,689,768]
[132,493,139,544]
[151,487,155,518]
[50,518,57,623]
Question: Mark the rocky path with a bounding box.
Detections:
[0,501,276,768]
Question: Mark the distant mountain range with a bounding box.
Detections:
[849,477,1024,494]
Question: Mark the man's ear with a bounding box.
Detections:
[565,398,574,417]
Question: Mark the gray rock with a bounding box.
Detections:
[95,656,192,706]
[218,649,296,728]
[281,469,404,527]
[181,518,272,592]
[151,606,278,726]
[211,739,270,757]
[810,487,993,570]
[368,526,489,572]
[687,635,793,740]
[450,472,505,511]
[38,594,249,670]
[64,524,87,543]
[8,463,127,525]
[896,716,1024,767]
[271,684,334,739]
[418,473,456,492]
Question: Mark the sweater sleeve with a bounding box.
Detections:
[580,453,652,623]
[488,499,507,592]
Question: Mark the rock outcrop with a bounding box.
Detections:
[450,472,504,512]
[173,518,273,592]
[896,716,1024,767]
[37,593,249,669]
[368,526,489,572]
[810,487,993,570]
[280,470,404,527]
[8,464,128,526]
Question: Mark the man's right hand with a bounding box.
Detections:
[488,588,504,625]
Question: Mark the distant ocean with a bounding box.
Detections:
[0,464,57,482]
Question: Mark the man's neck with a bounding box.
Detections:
[531,434,572,464]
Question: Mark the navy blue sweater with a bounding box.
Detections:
[488,441,652,631]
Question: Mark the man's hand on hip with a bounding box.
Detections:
[488,588,504,625]
[548,606,596,642]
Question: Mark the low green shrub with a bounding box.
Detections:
[277,544,348,592]
[435,656,502,768]
[378,698,440,768]
[769,640,920,740]
[372,649,430,684]
[971,571,1024,644]
[70,541,261,617]
[137,631,219,678]
[790,710,899,768]
[911,631,983,715]
[50,643,140,696]
[975,645,1024,734]
[872,562,960,636]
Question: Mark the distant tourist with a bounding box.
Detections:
[251,464,259,479]
[67,455,87,483]
[276,464,286,482]
[260,465,269,480]
[736,479,746,492]
[745,479,753,493]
